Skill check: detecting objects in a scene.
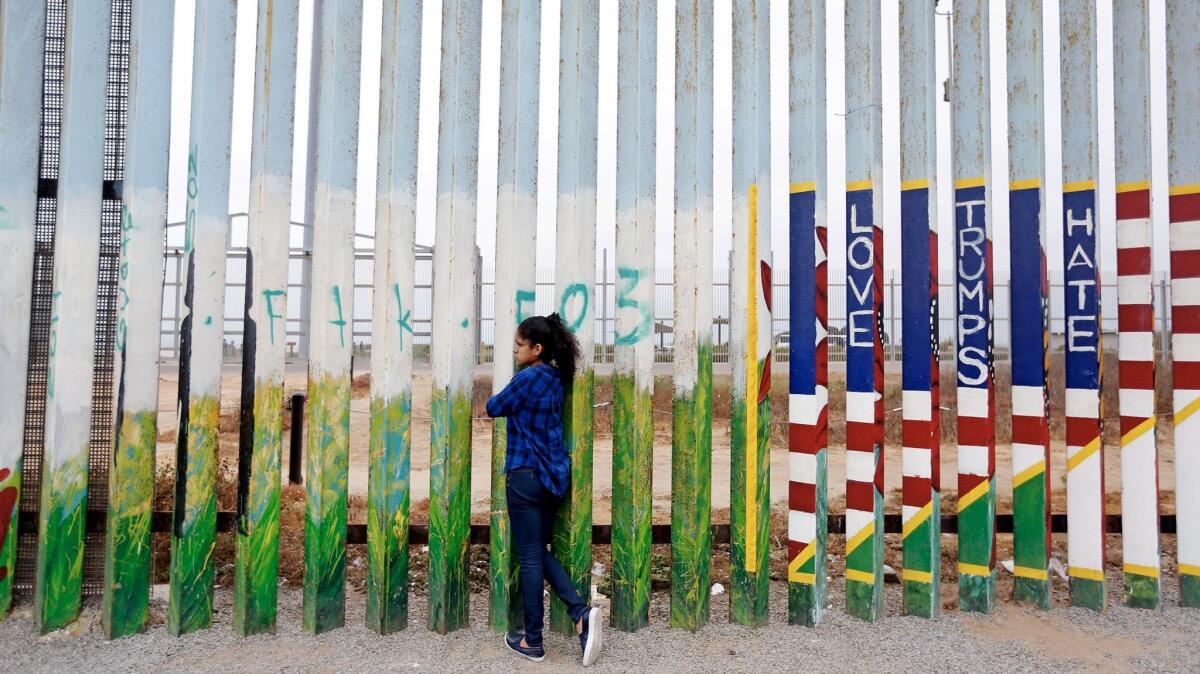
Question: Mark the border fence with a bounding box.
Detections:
[0,0,1197,641]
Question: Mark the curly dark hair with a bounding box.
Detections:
[517,312,581,387]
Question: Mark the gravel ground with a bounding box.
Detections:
[3,575,1199,673]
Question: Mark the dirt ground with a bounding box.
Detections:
[5,561,1199,673]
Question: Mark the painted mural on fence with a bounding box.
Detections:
[843,185,884,621]
[1062,186,1106,611]
[953,182,997,612]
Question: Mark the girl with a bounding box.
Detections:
[486,313,603,667]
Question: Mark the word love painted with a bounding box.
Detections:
[846,201,881,349]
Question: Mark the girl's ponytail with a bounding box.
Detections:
[518,313,581,387]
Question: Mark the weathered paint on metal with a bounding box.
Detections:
[428,0,481,635]
[787,0,827,628]
[170,0,237,637]
[898,0,940,620]
[1112,0,1160,611]
[0,0,46,618]
[370,0,421,636]
[730,0,771,629]
[843,0,884,623]
[34,0,113,634]
[1006,0,1052,611]
[612,0,656,633]
[1060,0,1106,612]
[671,0,714,633]
[303,0,363,635]
[952,0,997,614]
[550,0,599,637]
[487,0,539,637]
[1166,0,1200,608]
[234,0,300,637]
[103,0,176,639]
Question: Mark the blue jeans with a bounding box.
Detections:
[506,468,588,647]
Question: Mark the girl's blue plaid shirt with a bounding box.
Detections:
[485,363,570,497]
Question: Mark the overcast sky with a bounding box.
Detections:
[164,0,1173,281]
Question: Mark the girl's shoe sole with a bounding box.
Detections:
[582,607,603,667]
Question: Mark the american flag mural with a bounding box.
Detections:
[952,0,997,613]
[842,0,883,624]
[1113,0,1160,611]
[1006,0,1051,610]
[1060,0,1105,612]
[897,0,939,620]
[1167,0,1200,609]
[786,0,827,629]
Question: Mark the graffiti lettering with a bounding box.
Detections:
[614,267,652,345]
[391,283,414,350]
[514,289,535,324]
[47,290,62,399]
[559,282,589,333]
[330,285,347,347]
[184,147,198,252]
[262,289,285,344]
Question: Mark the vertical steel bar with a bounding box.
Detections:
[35,0,112,634]
[428,0,481,635]
[1112,0,1160,611]
[843,0,884,623]
[0,0,46,617]
[1060,0,1106,612]
[670,0,714,632]
[1006,0,1052,610]
[234,0,300,636]
[898,0,940,619]
[369,0,421,636]
[170,0,236,636]
[730,0,771,628]
[951,0,997,614]
[787,0,827,628]
[1166,0,1200,608]
[289,393,304,485]
[612,0,656,633]
[490,0,538,634]
[102,0,175,639]
[550,0,599,636]
[303,0,362,634]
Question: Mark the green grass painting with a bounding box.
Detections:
[488,416,522,633]
[612,373,652,632]
[729,376,770,628]
[303,374,350,634]
[429,387,472,634]
[367,393,411,634]
[233,380,284,635]
[169,394,219,636]
[102,409,156,638]
[551,368,594,636]
[35,448,88,634]
[670,345,712,631]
